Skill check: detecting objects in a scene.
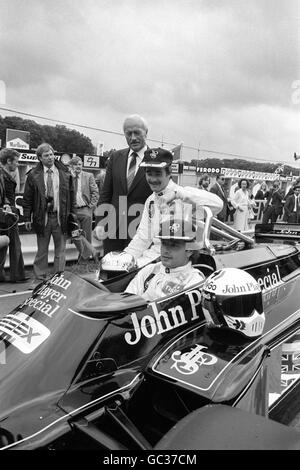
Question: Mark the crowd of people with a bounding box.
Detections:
[0,113,299,291]
[199,173,300,231]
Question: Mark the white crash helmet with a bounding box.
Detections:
[100,251,137,272]
[201,268,265,338]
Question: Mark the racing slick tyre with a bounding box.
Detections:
[154,404,300,450]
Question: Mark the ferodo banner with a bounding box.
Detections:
[197,166,293,181]
[221,168,281,181]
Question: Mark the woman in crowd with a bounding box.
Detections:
[254,181,269,201]
[232,178,256,231]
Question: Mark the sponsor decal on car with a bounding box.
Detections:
[171,344,218,375]
[19,273,72,319]
[281,334,300,391]
[0,312,50,354]
[124,289,202,345]
[255,264,282,292]
[278,229,300,235]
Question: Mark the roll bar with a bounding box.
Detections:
[212,216,255,246]
[201,207,254,253]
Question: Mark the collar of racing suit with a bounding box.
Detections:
[160,261,193,274]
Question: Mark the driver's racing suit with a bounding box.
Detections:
[125,261,204,301]
[123,179,223,266]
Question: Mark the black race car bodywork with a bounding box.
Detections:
[1,211,300,450]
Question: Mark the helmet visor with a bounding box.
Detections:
[218,292,263,318]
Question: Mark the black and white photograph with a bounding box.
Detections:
[0,0,299,453]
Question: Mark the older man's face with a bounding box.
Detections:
[123,119,147,152]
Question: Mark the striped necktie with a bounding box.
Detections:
[127,152,137,191]
[46,169,54,199]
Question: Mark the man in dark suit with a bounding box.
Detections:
[262,181,284,224]
[97,114,152,254]
[209,175,228,222]
[283,184,300,223]
[285,178,300,199]
[23,143,75,286]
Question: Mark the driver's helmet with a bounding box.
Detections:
[100,251,137,272]
[201,268,265,338]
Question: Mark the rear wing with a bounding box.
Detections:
[255,222,300,243]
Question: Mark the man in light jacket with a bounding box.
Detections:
[69,156,99,243]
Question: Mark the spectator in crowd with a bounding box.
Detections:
[209,175,228,222]
[98,114,152,254]
[69,156,99,243]
[285,178,300,199]
[262,181,284,224]
[255,181,269,201]
[283,184,300,223]
[125,216,204,301]
[120,148,222,267]
[198,175,210,191]
[232,178,256,232]
[23,143,75,286]
[0,149,27,283]
[95,169,106,205]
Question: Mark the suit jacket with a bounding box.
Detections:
[79,171,99,210]
[284,194,300,221]
[254,189,269,201]
[264,188,284,215]
[210,183,227,221]
[23,161,75,235]
[98,147,152,237]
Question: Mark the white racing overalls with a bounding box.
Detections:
[124,179,223,266]
[125,261,204,301]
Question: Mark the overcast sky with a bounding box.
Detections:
[0,0,299,163]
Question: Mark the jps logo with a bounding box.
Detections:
[171,344,217,375]
[150,150,158,159]
[169,223,180,234]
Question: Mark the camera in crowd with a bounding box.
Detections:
[67,212,83,239]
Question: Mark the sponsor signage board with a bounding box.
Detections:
[197,166,294,181]
[6,129,30,150]
[83,155,100,168]
[17,151,74,164]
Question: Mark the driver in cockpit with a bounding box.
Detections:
[125,216,204,301]
[108,147,223,269]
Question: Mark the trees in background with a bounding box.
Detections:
[1,115,296,175]
[0,115,94,154]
